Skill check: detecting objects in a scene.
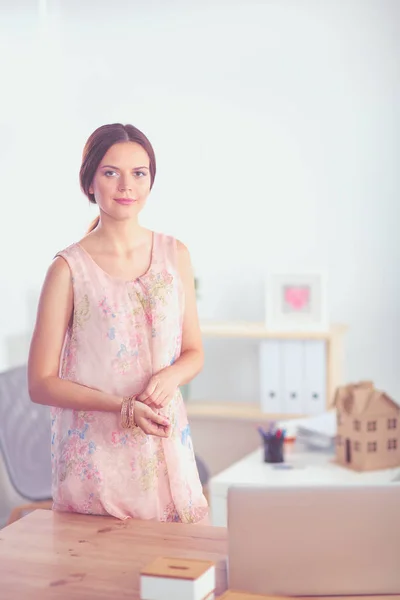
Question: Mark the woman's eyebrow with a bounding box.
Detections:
[100,164,149,170]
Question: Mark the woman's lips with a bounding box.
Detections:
[114,198,136,205]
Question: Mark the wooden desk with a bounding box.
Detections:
[0,509,227,599]
[1,510,399,600]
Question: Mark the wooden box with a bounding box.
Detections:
[140,556,215,600]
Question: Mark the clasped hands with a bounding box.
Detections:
[133,367,180,438]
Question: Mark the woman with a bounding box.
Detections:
[28,123,209,524]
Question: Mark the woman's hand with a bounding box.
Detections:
[137,368,180,409]
[134,401,171,437]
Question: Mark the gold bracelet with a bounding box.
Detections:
[121,395,137,429]
[121,397,129,429]
[128,396,135,428]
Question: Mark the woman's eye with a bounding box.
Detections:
[104,170,118,177]
[135,171,147,178]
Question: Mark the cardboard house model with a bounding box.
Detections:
[334,381,400,471]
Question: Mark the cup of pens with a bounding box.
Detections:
[258,423,286,463]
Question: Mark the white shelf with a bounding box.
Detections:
[199,321,347,340]
[193,320,348,418]
[186,401,304,422]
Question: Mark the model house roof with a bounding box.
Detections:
[334,381,400,416]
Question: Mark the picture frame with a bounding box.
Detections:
[265,271,329,333]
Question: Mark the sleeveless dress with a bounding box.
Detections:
[50,232,209,523]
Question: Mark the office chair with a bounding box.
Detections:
[0,365,52,525]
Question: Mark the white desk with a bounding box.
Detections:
[209,444,400,526]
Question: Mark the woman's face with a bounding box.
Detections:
[89,141,151,222]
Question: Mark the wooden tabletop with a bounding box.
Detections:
[1,510,399,600]
[0,509,228,599]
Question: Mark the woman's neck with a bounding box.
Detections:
[92,215,148,254]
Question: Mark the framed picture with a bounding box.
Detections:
[265,271,329,333]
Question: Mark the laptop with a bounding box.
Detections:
[227,483,400,596]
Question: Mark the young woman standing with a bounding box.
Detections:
[28,123,209,524]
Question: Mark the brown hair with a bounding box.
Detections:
[80,123,156,232]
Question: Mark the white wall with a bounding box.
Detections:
[1,0,399,402]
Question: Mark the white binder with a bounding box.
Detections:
[259,340,282,413]
[282,340,304,414]
[303,340,326,414]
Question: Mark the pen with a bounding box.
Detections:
[257,426,268,440]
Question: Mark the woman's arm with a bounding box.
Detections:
[137,239,204,407]
[168,239,204,384]
[28,257,122,412]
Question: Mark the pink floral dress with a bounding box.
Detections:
[50,232,209,523]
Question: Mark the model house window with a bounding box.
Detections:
[354,441,361,451]
[388,418,397,429]
[388,439,398,450]
[354,420,361,431]
[367,441,377,452]
[367,421,377,431]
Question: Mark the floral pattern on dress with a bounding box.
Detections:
[59,426,102,484]
[51,233,209,524]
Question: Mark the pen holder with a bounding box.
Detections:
[263,436,284,463]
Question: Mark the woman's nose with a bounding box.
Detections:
[118,178,133,192]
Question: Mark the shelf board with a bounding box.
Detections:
[199,321,347,340]
[186,401,305,421]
